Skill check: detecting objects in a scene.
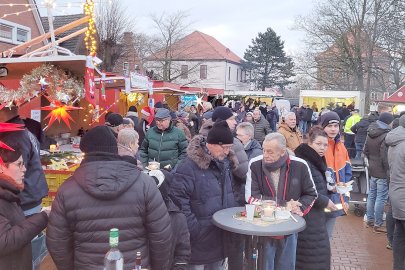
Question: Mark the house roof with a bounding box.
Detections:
[150,31,242,64]
[383,85,405,103]
[41,14,85,54]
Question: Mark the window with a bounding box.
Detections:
[236,68,239,81]
[16,28,28,42]
[0,19,31,45]
[123,62,129,76]
[200,65,207,79]
[228,66,231,81]
[181,65,188,79]
[0,24,12,40]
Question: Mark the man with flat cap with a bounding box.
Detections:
[140,108,188,169]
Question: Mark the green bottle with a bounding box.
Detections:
[104,228,124,270]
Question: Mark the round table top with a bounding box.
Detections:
[212,207,306,237]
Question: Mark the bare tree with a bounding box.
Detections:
[96,1,134,71]
[295,0,405,112]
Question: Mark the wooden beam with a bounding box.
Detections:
[22,27,88,57]
[2,16,90,57]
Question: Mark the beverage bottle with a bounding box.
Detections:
[134,251,142,270]
[104,228,124,270]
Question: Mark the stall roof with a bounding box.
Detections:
[224,90,280,97]
[383,85,405,103]
[0,55,87,79]
[181,86,224,96]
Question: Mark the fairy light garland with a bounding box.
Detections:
[84,0,97,56]
[89,99,120,125]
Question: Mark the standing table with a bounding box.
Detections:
[212,207,306,270]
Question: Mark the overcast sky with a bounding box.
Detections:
[41,0,317,58]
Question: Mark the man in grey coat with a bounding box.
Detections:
[385,114,405,269]
[250,109,272,144]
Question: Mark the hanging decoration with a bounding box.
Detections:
[85,56,96,106]
[41,100,83,130]
[84,0,97,56]
[0,122,24,165]
[0,64,84,106]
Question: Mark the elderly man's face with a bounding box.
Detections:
[156,117,171,130]
[263,139,286,164]
[236,128,251,145]
[285,114,296,129]
[207,143,233,160]
[253,110,261,121]
[226,116,237,131]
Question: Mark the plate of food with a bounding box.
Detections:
[275,207,291,220]
[336,181,353,194]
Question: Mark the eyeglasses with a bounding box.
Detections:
[156,118,170,123]
[219,144,233,151]
[10,160,24,169]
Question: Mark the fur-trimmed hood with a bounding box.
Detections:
[186,135,239,170]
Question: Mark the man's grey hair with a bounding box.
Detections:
[236,122,254,138]
[118,128,139,147]
[263,132,287,150]
[284,112,296,120]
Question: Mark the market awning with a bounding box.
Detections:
[383,85,405,103]
[0,55,87,79]
[180,86,224,96]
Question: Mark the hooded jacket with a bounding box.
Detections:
[1,116,48,210]
[244,139,262,161]
[171,135,239,265]
[386,126,405,220]
[351,116,373,144]
[0,178,48,270]
[278,122,303,151]
[46,153,172,270]
[140,123,188,168]
[363,121,391,179]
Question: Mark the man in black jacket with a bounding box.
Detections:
[245,132,317,270]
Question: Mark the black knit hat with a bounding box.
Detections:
[320,111,340,128]
[106,113,123,127]
[128,106,137,112]
[80,126,118,154]
[207,120,234,145]
[212,106,234,122]
[378,112,394,125]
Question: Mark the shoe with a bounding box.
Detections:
[386,242,392,250]
[373,226,387,234]
[365,220,374,228]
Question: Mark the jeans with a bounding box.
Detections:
[325,217,336,239]
[386,200,395,245]
[187,260,224,270]
[366,177,388,227]
[23,204,42,216]
[299,120,307,135]
[263,234,297,270]
[355,142,364,159]
[393,219,405,270]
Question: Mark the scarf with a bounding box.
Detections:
[262,153,288,172]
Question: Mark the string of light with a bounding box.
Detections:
[1,7,39,19]
[84,0,97,56]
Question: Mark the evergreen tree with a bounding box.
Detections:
[244,28,295,91]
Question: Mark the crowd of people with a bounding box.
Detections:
[0,99,404,270]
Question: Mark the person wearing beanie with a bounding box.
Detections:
[106,113,124,137]
[135,106,155,146]
[47,125,172,270]
[245,132,317,270]
[385,114,405,267]
[171,120,239,268]
[321,111,352,238]
[126,106,139,127]
[0,140,49,270]
[363,111,394,234]
[140,108,188,169]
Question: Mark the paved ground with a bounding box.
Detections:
[40,212,393,270]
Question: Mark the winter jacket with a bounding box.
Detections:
[0,179,48,270]
[126,111,139,127]
[363,121,391,179]
[351,117,373,144]
[140,123,188,168]
[304,108,314,122]
[278,122,303,151]
[386,126,405,220]
[266,108,279,131]
[245,154,317,215]
[46,153,172,270]
[199,119,248,204]
[174,120,192,142]
[344,114,361,134]
[324,135,352,217]
[244,139,262,161]
[0,116,48,210]
[295,144,331,270]
[250,116,271,144]
[171,135,239,265]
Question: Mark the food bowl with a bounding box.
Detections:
[148,161,160,170]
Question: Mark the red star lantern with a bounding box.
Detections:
[0,122,25,165]
[41,101,83,130]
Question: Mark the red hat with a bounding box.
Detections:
[141,106,154,125]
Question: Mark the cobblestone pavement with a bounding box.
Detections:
[40,213,393,270]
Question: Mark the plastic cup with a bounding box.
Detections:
[245,204,256,221]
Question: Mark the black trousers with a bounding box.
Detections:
[393,219,405,270]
